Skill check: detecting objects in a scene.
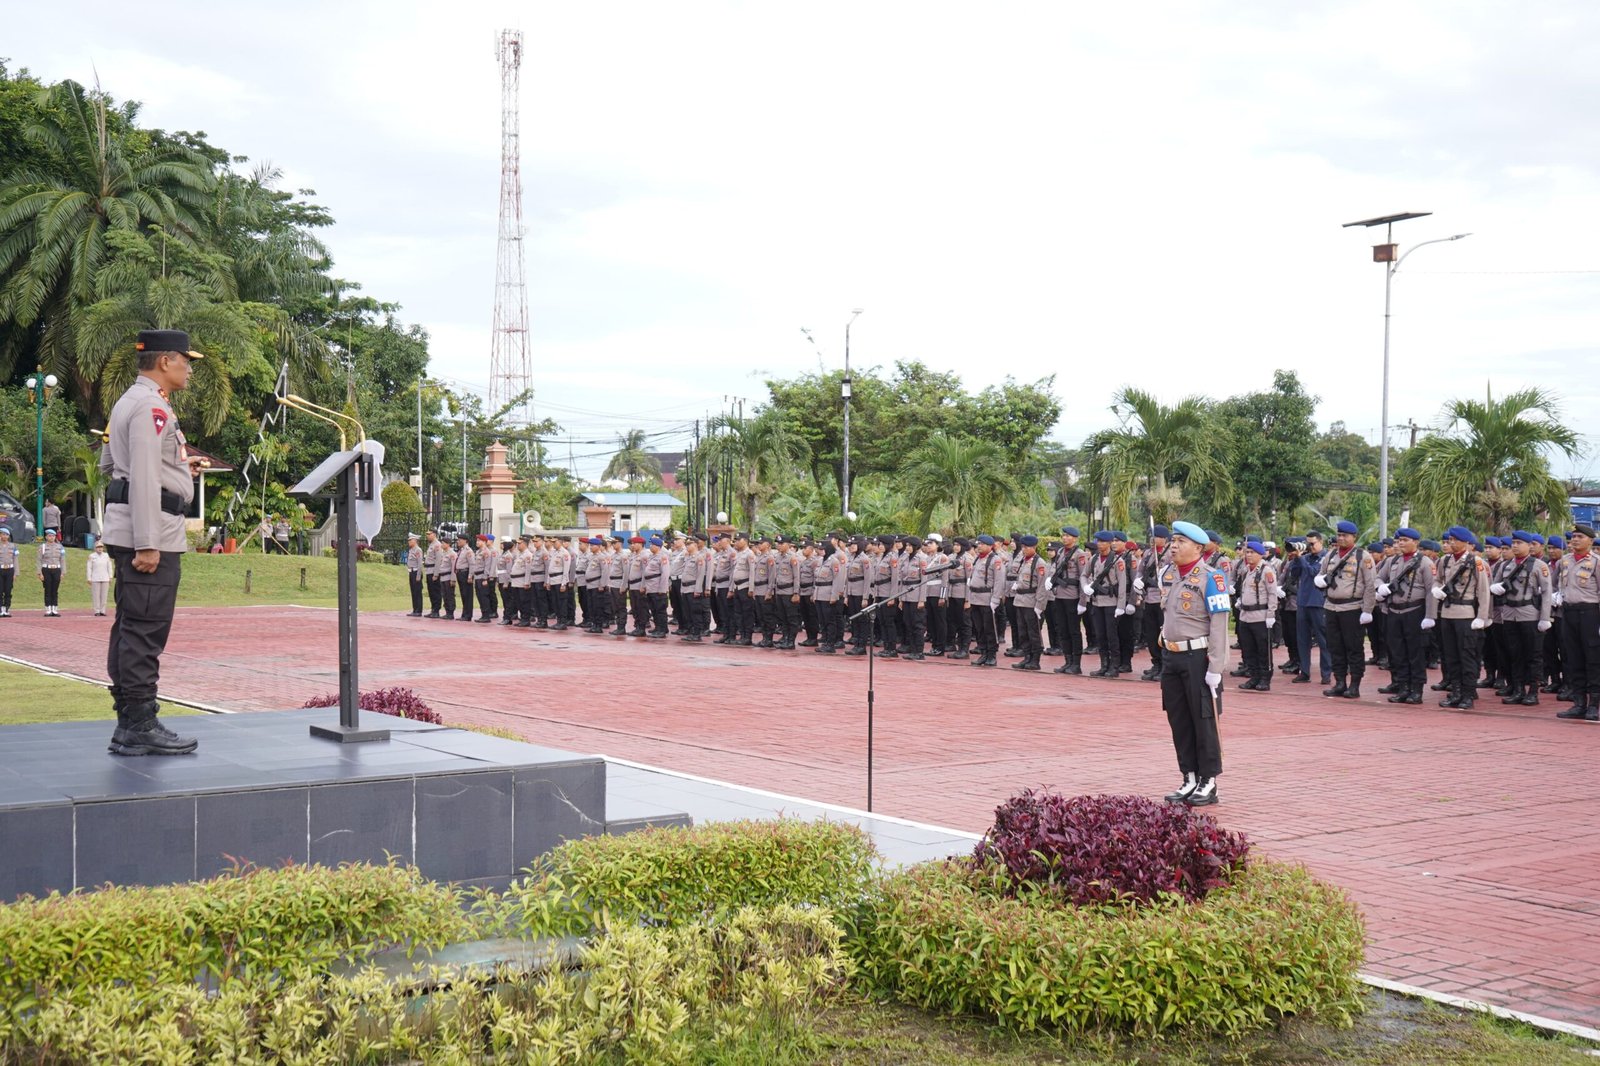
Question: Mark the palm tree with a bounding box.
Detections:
[1081,388,1235,529]
[71,228,257,433]
[0,80,213,389]
[696,411,808,530]
[902,433,1019,535]
[1400,386,1582,536]
[601,429,661,485]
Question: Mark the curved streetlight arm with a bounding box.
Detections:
[1393,233,1472,274]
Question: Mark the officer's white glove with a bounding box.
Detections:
[1375,582,1391,599]
[1113,606,1125,617]
[1009,583,1019,593]
[1132,577,1145,593]
[1036,605,1045,620]
[1080,582,1094,596]
[1490,582,1506,596]
[1431,586,1447,600]
[1204,671,1221,699]
[1312,574,1326,588]
[1357,611,1372,625]
[1538,620,1552,632]
[1265,615,1275,628]
[1470,618,1487,630]
[1077,603,1088,615]
[1420,617,1435,630]
[1552,592,1564,606]
[1275,586,1287,599]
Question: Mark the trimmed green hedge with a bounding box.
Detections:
[497,818,879,937]
[0,862,471,1002]
[851,857,1364,1036]
[5,905,848,1065]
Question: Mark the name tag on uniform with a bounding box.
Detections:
[1206,572,1231,614]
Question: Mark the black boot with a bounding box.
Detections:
[1376,683,1400,695]
[1322,678,1348,697]
[110,701,198,756]
[1556,699,1590,720]
[1342,684,1360,699]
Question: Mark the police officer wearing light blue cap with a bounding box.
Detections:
[1155,521,1231,807]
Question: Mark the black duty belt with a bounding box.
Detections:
[106,478,186,516]
[1327,594,1359,604]
[628,580,643,587]
[1501,598,1537,608]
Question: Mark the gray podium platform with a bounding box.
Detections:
[0,710,611,900]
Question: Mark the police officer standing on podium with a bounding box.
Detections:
[1157,521,1231,808]
[100,329,203,756]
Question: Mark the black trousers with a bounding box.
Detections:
[818,599,841,644]
[710,587,725,630]
[669,579,683,628]
[1161,647,1221,779]
[926,597,947,650]
[456,573,474,619]
[970,600,997,656]
[106,547,181,705]
[476,580,498,619]
[1369,610,1388,663]
[1117,609,1136,669]
[611,588,629,631]
[1091,604,1120,673]
[1440,617,1483,696]
[1326,608,1365,683]
[41,567,62,607]
[685,591,710,635]
[648,591,669,633]
[1481,617,1502,680]
[1238,619,1271,681]
[1386,608,1426,694]
[1044,598,1063,649]
[901,601,925,653]
[736,589,757,639]
[1562,604,1600,702]
[440,575,456,616]
[553,584,572,625]
[876,598,901,651]
[1141,603,1163,672]
[426,574,441,613]
[409,571,423,613]
[1504,619,1543,692]
[755,593,775,639]
[1544,618,1564,684]
[847,594,866,647]
[800,596,818,641]
[994,598,1008,641]
[946,596,970,651]
[1014,604,1042,662]
[0,567,13,609]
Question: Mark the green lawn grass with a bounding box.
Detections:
[713,987,1599,1065]
[7,544,412,612]
[0,661,199,724]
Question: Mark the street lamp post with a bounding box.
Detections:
[843,308,862,516]
[1341,213,1469,537]
[24,367,58,534]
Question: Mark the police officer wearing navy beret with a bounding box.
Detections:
[100,329,206,756]
[1157,521,1232,807]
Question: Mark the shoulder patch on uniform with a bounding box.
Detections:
[1476,559,1485,571]
[1265,570,1275,581]
[1115,559,1125,570]
[151,408,168,434]
[1205,571,1231,613]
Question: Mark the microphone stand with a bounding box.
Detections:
[847,561,955,812]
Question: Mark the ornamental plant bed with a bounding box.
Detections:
[850,791,1364,1036]
[302,686,443,723]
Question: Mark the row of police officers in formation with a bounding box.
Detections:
[405,516,1600,728]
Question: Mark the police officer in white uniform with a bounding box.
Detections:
[100,329,205,756]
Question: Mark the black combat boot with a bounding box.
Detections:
[110,701,198,756]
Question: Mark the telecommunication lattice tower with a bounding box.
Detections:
[488,28,530,419]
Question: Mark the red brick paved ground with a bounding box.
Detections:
[3,603,1597,1028]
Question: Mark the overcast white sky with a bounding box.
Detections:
[9,0,1599,479]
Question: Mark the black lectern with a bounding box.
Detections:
[288,440,390,743]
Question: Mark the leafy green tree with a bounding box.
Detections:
[1399,386,1582,536]
[902,433,1019,535]
[1211,371,1321,536]
[1081,388,1236,530]
[952,378,1062,469]
[601,429,661,485]
[0,80,213,388]
[695,411,808,531]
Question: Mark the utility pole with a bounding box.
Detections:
[843,309,862,515]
